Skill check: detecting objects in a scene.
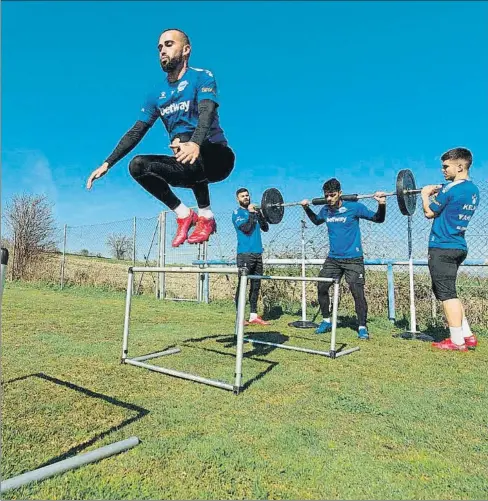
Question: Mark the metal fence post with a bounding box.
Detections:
[132,216,137,295]
[133,217,137,267]
[203,240,210,303]
[60,224,67,289]
[196,244,203,302]
[387,262,395,323]
[157,212,166,299]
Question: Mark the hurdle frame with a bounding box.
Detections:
[121,266,359,394]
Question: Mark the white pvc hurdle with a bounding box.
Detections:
[121,266,359,394]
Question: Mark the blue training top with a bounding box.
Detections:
[138,67,227,144]
[428,179,480,251]
[232,207,264,254]
[317,201,379,259]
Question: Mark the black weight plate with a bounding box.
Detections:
[396,169,417,216]
[261,188,284,224]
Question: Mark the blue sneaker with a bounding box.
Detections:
[358,327,369,340]
[315,320,332,334]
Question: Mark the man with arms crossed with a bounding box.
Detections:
[301,178,386,339]
[421,147,480,351]
[87,29,235,247]
[233,188,270,326]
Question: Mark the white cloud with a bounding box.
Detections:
[3,149,58,202]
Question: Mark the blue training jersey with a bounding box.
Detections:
[232,207,264,254]
[317,201,378,259]
[428,179,480,251]
[138,67,227,144]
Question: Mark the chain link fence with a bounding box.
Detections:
[3,180,487,328]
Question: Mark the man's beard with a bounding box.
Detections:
[239,201,250,208]
[160,53,183,73]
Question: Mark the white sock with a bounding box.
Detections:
[174,203,190,219]
[249,313,258,321]
[449,326,465,346]
[462,316,473,338]
[323,318,331,323]
[198,206,214,219]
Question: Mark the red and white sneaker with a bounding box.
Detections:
[464,335,478,348]
[432,338,468,351]
[187,216,217,244]
[248,316,271,326]
[172,210,198,247]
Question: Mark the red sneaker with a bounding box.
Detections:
[187,216,217,244]
[432,338,468,351]
[172,210,198,247]
[464,335,478,348]
[248,317,271,326]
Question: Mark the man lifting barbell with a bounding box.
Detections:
[300,179,387,340]
[232,188,271,326]
[422,147,480,351]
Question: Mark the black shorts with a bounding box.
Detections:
[236,253,263,276]
[172,132,235,186]
[319,257,365,285]
[133,135,235,189]
[428,247,467,301]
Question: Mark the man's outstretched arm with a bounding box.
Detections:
[104,121,152,167]
[86,121,152,189]
[300,201,325,226]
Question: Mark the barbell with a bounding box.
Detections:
[256,169,423,225]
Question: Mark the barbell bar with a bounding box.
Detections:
[256,169,423,225]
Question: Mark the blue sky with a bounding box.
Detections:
[2,0,487,228]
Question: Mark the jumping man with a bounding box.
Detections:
[421,147,480,351]
[87,28,235,247]
[301,178,386,339]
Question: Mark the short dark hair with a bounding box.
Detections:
[441,147,473,169]
[236,187,249,196]
[322,178,341,193]
[161,28,191,47]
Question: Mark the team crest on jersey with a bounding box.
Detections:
[158,91,166,100]
[177,80,189,92]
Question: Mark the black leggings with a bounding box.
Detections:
[128,138,235,210]
[318,257,368,326]
[235,253,263,314]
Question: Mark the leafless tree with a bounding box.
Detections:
[4,193,58,279]
[106,233,132,260]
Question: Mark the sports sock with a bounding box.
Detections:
[198,206,214,219]
[174,203,191,219]
[449,326,465,346]
[462,316,473,338]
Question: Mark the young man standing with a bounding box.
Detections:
[232,188,270,326]
[301,179,387,339]
[421,147,480,351]
[87,29,235,247]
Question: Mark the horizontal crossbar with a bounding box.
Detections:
[124,359,234,391]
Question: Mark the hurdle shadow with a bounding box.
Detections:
[181,332,282,357]
[262,305,284,321]
[2,372,149,469]
[174,333,280,392]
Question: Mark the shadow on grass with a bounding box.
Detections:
[392,315,448,342]
[158,335,279,393]
[2,372,148,469]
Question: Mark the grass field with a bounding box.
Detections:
[2,281,488,500]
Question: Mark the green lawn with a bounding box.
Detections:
[1,281,487,500]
